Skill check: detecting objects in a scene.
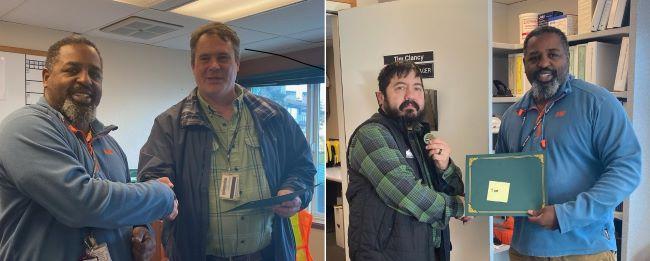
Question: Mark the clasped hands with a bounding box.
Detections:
[131,177,178,261]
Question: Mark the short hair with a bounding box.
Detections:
[523,25,570,56]
[190,22,241,65]
[377,61,422,94]
[45,35,102,71]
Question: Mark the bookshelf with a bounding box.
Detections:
[490,0,649,260]
[493,26,630,55]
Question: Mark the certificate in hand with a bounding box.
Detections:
[465,152,546,216]
[221,184,321,213]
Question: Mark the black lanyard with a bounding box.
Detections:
[212,104,243,171]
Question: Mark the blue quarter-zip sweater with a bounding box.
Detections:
[0,98,175,260]
[496,75,641,257]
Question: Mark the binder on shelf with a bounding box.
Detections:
[549,14,578,36]
[569,45,578,76]
[577,44,587,80]
[578,0,598,35]
[591,0,607,31]
[607,0,628,28]
[612,37,629,92]
[598,0,613,31]
[586,41,619,90]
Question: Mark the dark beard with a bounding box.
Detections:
[61,99,96,129]
[383,99,423,124]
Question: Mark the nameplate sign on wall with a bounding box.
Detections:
[383,51,435,78]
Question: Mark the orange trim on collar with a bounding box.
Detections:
[67,124,94,156]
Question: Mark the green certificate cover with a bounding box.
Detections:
[465,152,546,216]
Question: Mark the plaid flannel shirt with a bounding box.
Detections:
[348,122,464,247]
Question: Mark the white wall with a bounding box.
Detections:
[0,21,194,168]
[336,0,492,260]
[623,0,650,259]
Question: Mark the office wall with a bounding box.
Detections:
[0,20,194,167]
[624,0,650,259]
[336,0,492,260]
[326,46,340,139]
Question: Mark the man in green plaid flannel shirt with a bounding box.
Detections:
[346,61,469,261]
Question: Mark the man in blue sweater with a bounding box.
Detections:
[0,35,178,260]
[496,26,641,260]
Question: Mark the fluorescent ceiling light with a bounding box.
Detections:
[171,0,303,22]
[114,0,196,10]
[114,0,167,8]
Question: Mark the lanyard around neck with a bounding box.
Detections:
[519,102,555,151]
[212,105,243,169]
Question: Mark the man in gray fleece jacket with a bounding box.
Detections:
[0,35,177,260]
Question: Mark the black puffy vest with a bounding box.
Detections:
[346,112,453,261]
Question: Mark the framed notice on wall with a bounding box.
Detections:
[25,55,45,105]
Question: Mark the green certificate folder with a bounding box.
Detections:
[465,152,546,216]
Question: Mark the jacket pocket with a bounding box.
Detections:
[377,206,396,249]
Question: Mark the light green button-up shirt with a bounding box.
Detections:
[198,87,274,257]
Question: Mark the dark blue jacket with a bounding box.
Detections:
[138,87,315,261]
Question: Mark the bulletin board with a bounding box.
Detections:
[0,46,46,122]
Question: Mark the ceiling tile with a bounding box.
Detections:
[2,0,142,33]
[227,0,323,36]
[493,0,524,4]
[229,26,278,45]
[242,36,322,56]
[287,28,323,43]
[240,49,270,61]
[85,8,208,45]
[0,0,25,18]
[153,33,189,50]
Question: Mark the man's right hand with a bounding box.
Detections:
[157,177,174,188]
[157,177,178,221]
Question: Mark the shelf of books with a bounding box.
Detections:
[489,0,642,259]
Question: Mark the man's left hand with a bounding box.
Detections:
[272,189,302,218]
[425,138,451,170]
[527,205,558,230]
[131,226,155,261]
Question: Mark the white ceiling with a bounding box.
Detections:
[0,0,324,60]
[493,0,526,5]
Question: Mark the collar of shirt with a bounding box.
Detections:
[67,124,94,156]
[197,86,245,118]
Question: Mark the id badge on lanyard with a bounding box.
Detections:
[219,172,241,201]
[80,234,112,261]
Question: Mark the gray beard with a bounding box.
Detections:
[61,99,96,129]
[531,78,560,103]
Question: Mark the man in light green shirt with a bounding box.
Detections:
[199,87,274,256]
